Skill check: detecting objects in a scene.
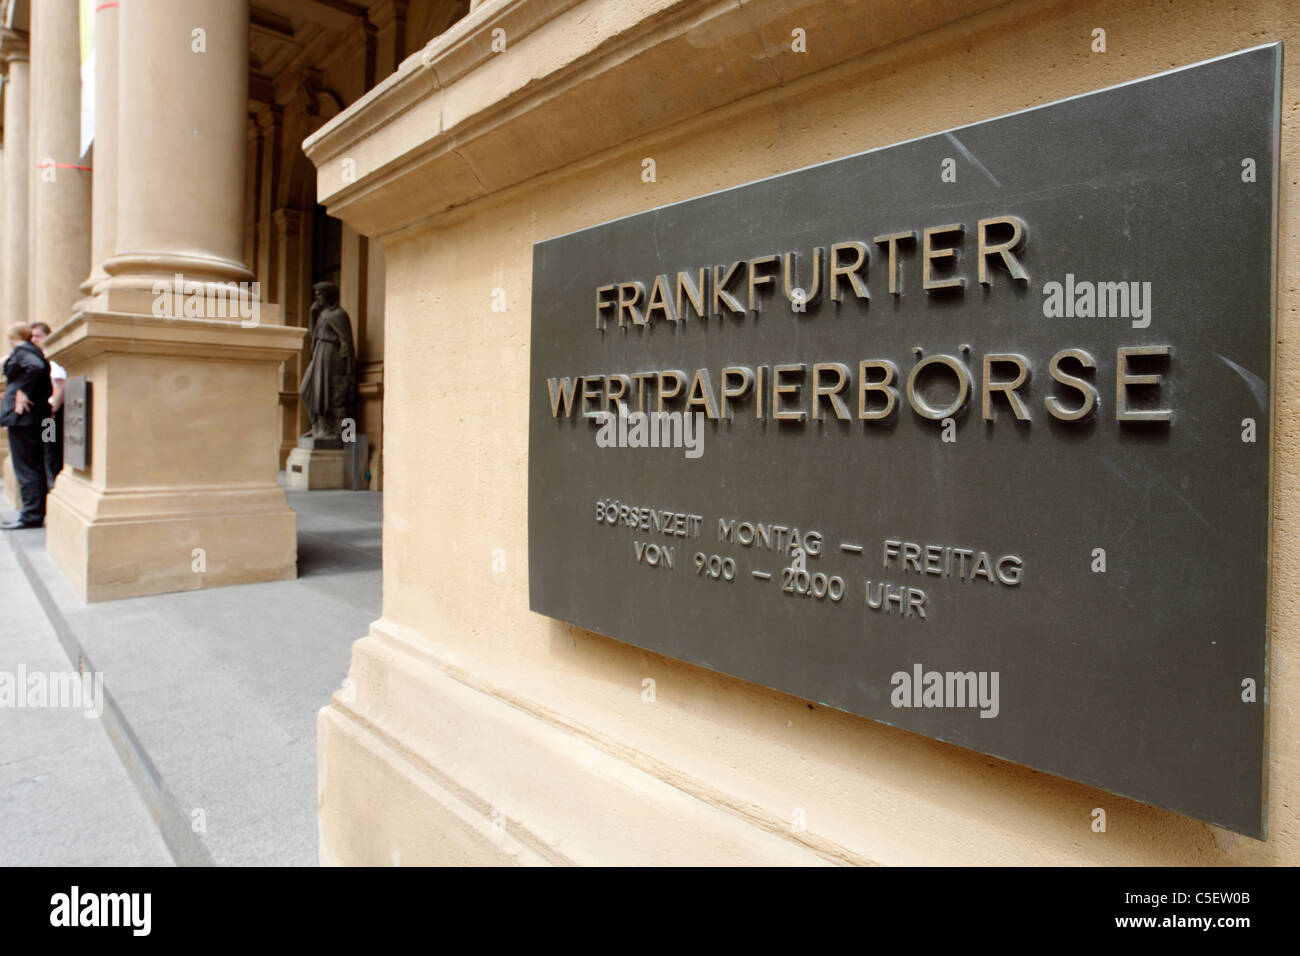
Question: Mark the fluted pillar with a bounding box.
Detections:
[98,0,255,314]
[28,0,91,331]
[1,31,30,331]
[82,0,119,295]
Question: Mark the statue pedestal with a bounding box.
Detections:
[286,439,346,491]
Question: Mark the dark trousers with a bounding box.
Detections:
[7,424,48,525]
[44,406,63,488]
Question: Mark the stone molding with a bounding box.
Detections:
[319,617,862,865]
[303,0,1005,237]
[44,311,305,367]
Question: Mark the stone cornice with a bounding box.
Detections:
[303,0,575,164]
[45,311,307,367]
[302,0,1006,238]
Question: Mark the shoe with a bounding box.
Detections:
[0,520,42,530]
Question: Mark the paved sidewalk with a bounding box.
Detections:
[0,535,173,866]
[0,480,381,866]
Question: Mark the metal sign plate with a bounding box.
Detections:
[528,45,1280,837]
[64,376,91,472]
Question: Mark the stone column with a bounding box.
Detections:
[369,0,407,70]
[255,105,282,301]
[0,141,5,309]
[274,208,304,469]
[28,0,91,331]
[82,0,119,296]
[0,137,6,486]
[97,0,257,315]
[0,33,28,509]
[244,120,261,273]
[1,30,30,331]
[43,0,305,602]
[358,1,406,491]
[0,134,6,491]
[0,130,6,492]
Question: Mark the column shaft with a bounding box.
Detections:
[101,0,253,307]
[29,0,91,330]
[1,34,29,330]
[84,1,120,294]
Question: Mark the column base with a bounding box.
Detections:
[46,474,297,602]
[88,275,281,327]
[286,446,346,491]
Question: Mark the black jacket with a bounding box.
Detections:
[1,341,53,428]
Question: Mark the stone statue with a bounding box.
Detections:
[299,281,356,442]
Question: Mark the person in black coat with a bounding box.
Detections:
[2,323,53,529]
[30,322,66,488]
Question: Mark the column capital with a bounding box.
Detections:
[0,29,29,67]
[272,207,303,238]
[368,0,409,32]
[249,72,276,108]
[344,17,377,53]
[369,0,406,73]
[255,102,284,133]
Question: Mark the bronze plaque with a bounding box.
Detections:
[528,46,1280,837]
[63,376,91,472]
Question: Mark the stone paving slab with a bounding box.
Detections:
[0,529,173,867]
[1,480,382,866]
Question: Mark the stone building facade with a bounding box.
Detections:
[306,0,1299,865]
[1,0,470,600]
[2,0,1297,865]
